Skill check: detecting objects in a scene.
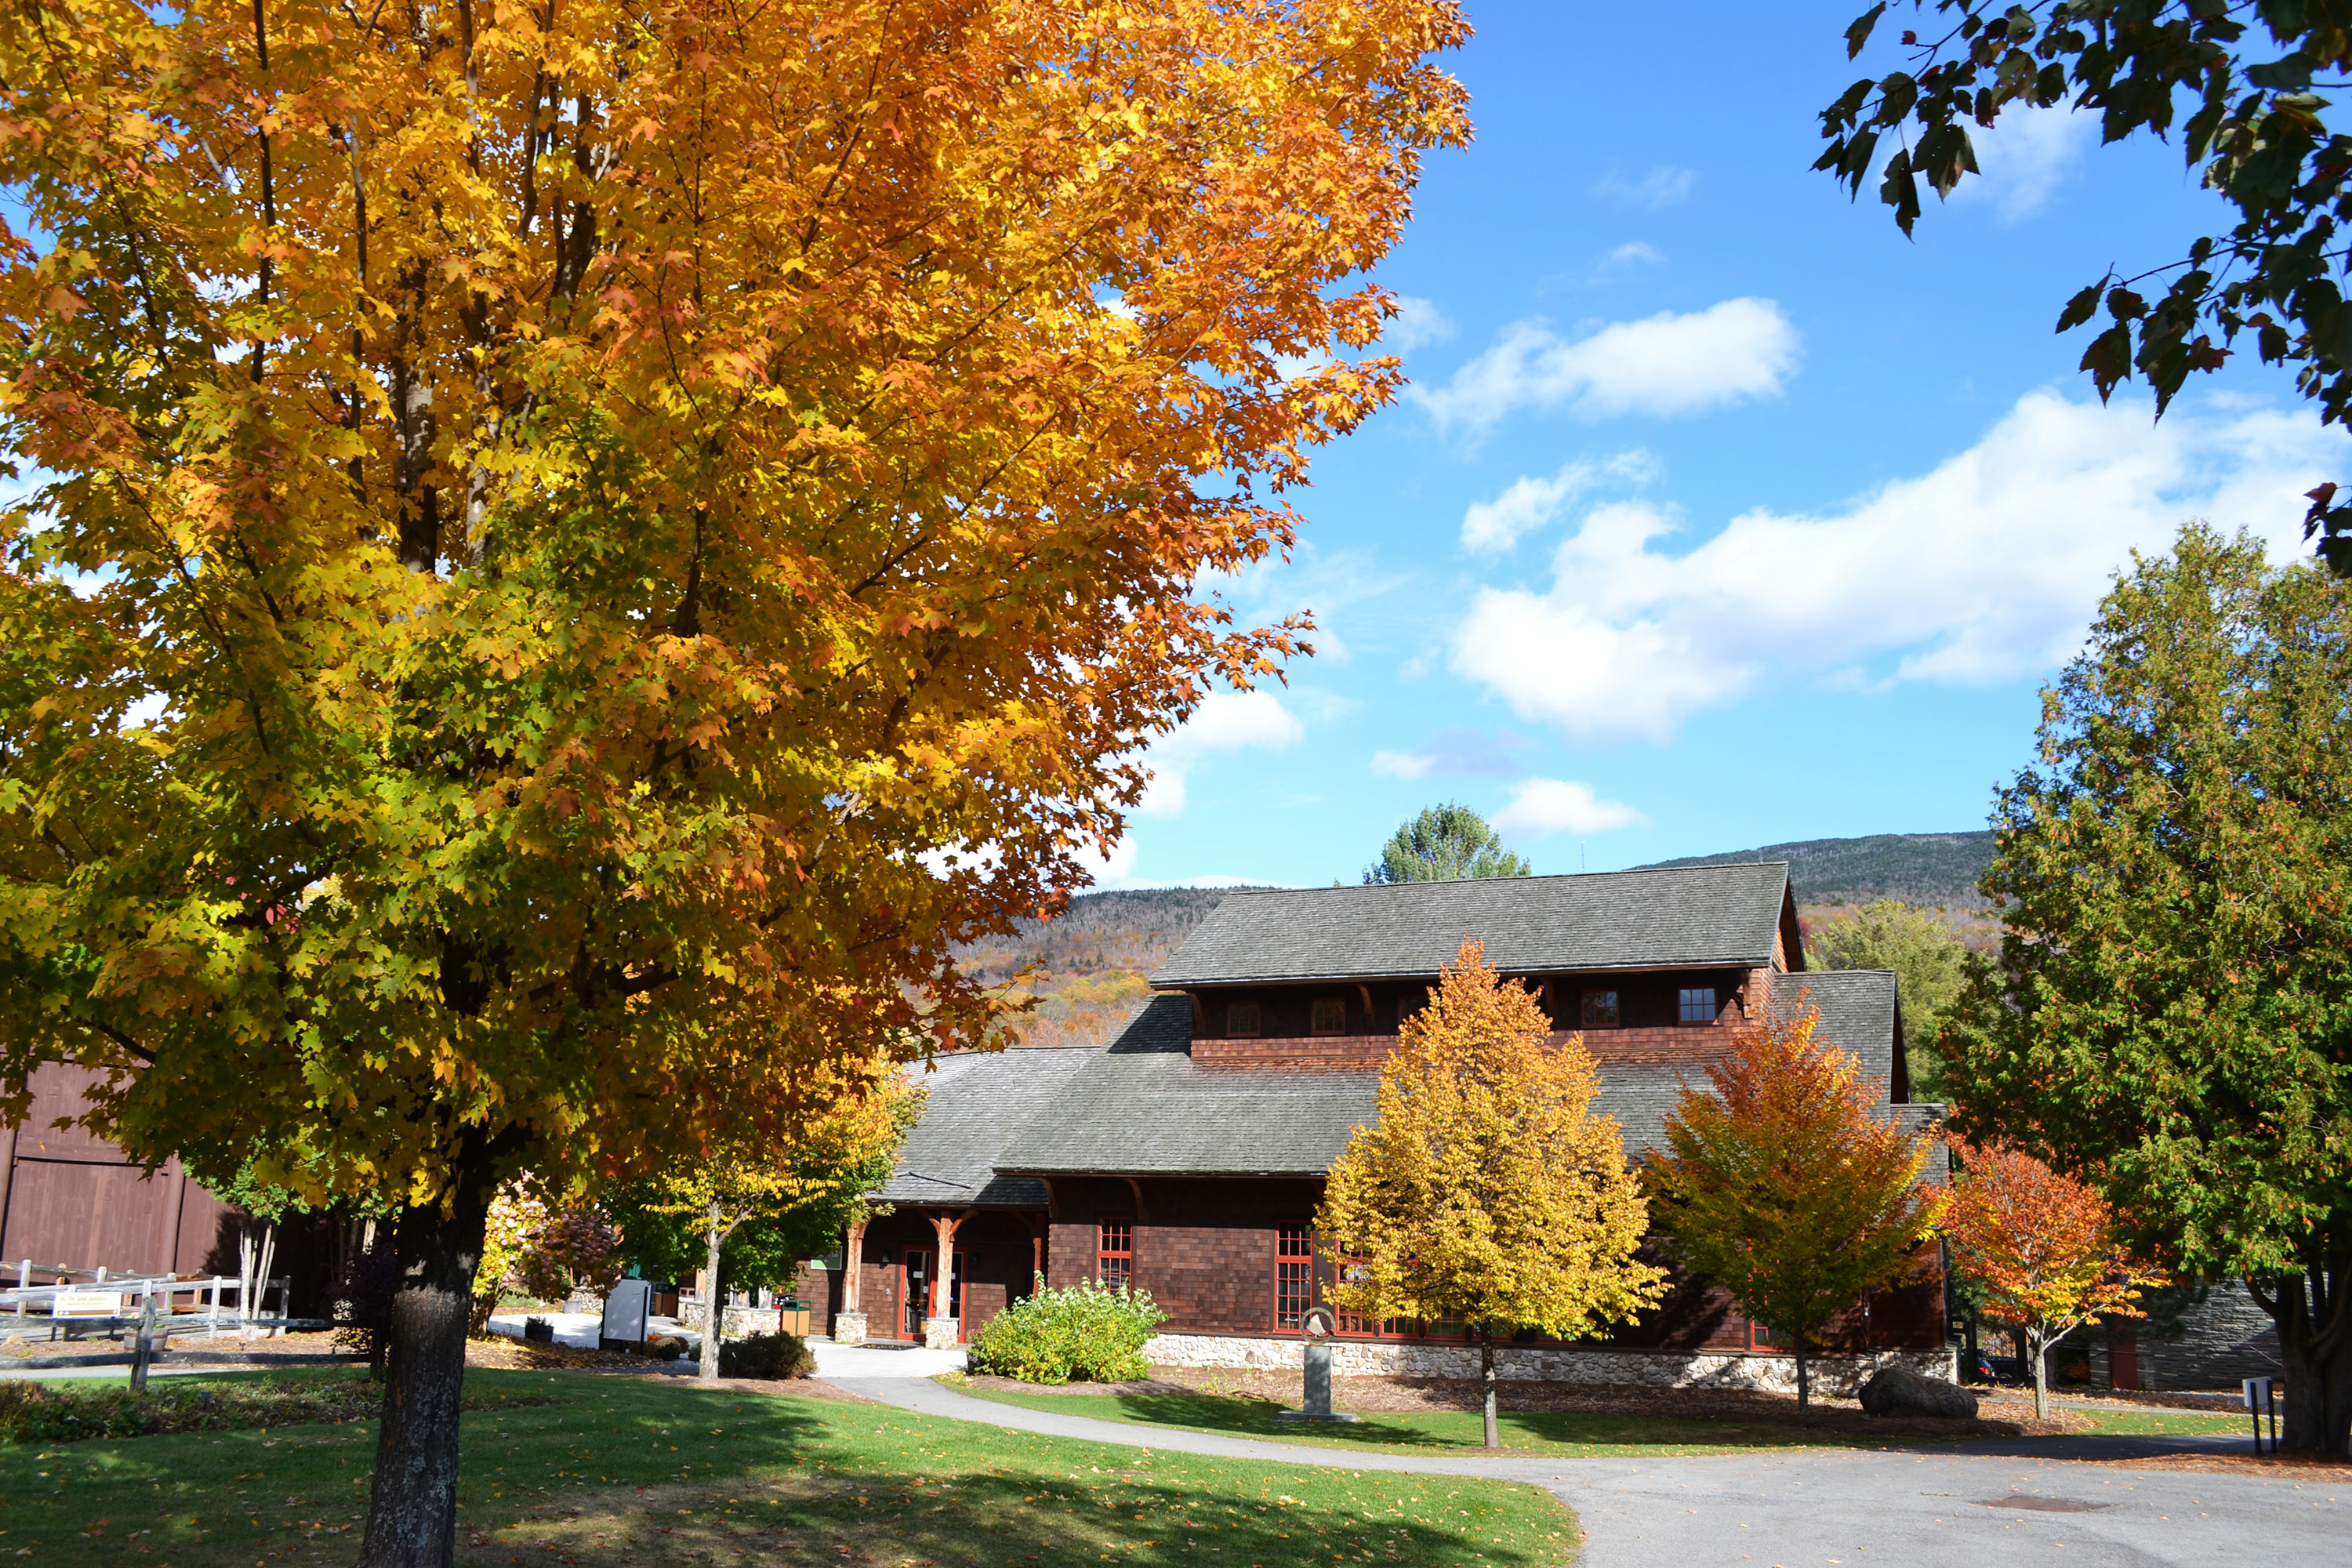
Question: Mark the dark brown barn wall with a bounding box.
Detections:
[0,1065,241,1278]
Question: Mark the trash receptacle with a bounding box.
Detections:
[776,1298,811,1337]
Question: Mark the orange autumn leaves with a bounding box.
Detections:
[1940,1134,2169,1416]
[0,1,1472,1203]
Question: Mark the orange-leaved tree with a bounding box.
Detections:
[1941,1137,2169,1420]
[0,3,1472,1562]
[1646,1003,1941,1409]
[1318,942,1665,1447]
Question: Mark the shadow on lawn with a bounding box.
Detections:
[503,1467,1565,1568]
[1052,1388,1900,1452]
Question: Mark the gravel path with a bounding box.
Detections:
[829,1366,2349,1568]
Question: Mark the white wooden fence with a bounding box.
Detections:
[2,1259,310,1344]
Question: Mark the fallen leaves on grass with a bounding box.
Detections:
[0,1374,553,1444]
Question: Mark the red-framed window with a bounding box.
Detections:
[1311,996,1348,1035]
[1679,985,1719,1025]
[1098,1219,1133,1292]
[1275,1228,1314,1328]
[1748,1316,1791,1352]
[1333,1255,1374,1336]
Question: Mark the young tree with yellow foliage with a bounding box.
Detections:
[1647,1004,1941,1409]
[0,2,1470,1561]
[642,1064,920,1384]
[1317,942,1664,1448]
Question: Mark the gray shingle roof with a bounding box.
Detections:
[1596,971,1915,1157]
[994,996,1381,1177]
[1776,970,1900,1091]
[893,971,1923,1190]
[875,1046,1100,1207]
[1150,864,1794,986]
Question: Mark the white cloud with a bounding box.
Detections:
[1414,299,1801,439]
[1372,728,1535,782]
[1955,103,2096,222]
[1462,451,1657,552]
[1597,165,1698,209]
[1492,778,1648,840]
[1203,541,1414,670]
[1385,296,1457,354]
[1602,241,1664,268]
[1448,390,2352,744]
[1070,836,1139,887]
[1138,689,1305,815]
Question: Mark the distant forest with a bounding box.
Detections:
[963,831,1998,1048]
[1631,831,1994,909]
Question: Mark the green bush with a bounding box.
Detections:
[964,1276,1167,1385]
[720,1330,815,1379]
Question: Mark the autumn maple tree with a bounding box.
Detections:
[0,2,1471,1562]
[1317,942,1664,1447]
[1940,1137,2167,1420]
[1646,1003,1941,1410]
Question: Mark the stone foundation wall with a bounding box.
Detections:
[1144,1332,1955,1395]
[673,1300,784,1339]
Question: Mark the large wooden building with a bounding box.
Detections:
[823,862,1956,1388]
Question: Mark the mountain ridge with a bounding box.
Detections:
[969,831,1997,1045]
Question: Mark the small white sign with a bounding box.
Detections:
[53,1290,127,1318]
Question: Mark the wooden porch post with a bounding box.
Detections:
[928,1212,970,1322]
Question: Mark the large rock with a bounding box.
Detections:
[1858,1365,1979,1419]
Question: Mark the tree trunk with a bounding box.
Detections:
[1479,1323,1498,1449]
[357,1170,495,1568]
[698,1202,724,1385]
[1794,1330,1809,1411]
[2257,1245,2351,1459]
[2028,1325,2049,1422]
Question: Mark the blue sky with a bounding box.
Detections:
[1089,0,2351,891]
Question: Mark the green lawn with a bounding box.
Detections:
[943,1377,2244,1457]
[0,1368,1577,1567]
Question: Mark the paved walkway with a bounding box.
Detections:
[826,1358,2347,1568]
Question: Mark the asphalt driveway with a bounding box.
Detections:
[826,1358,2347,1568]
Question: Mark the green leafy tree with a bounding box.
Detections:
[1317,942,1664,1446]
[1818,3,2352,566]
[1363,804,1532,884]
[1943,523,2352,1457]
[1646,1004,1942,1409]
[1806,900,1969,1098]
[626,1067,920,1384]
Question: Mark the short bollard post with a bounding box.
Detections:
[131,1292,157,1393]
[2243,1377,2273,1454]
[1276,1308,1360,1425]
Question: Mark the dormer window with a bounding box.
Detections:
[1311,996,1348,1035]
[1679,986,1719,1025]
[1581,989,1621,1029]
[1228,999,1261,1036]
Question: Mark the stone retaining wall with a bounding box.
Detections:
[673,1300,782,1339]
[1144,1332,1955,1396]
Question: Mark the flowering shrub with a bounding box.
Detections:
[964,1276,1167,1384]
[470,1177,626,1333]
